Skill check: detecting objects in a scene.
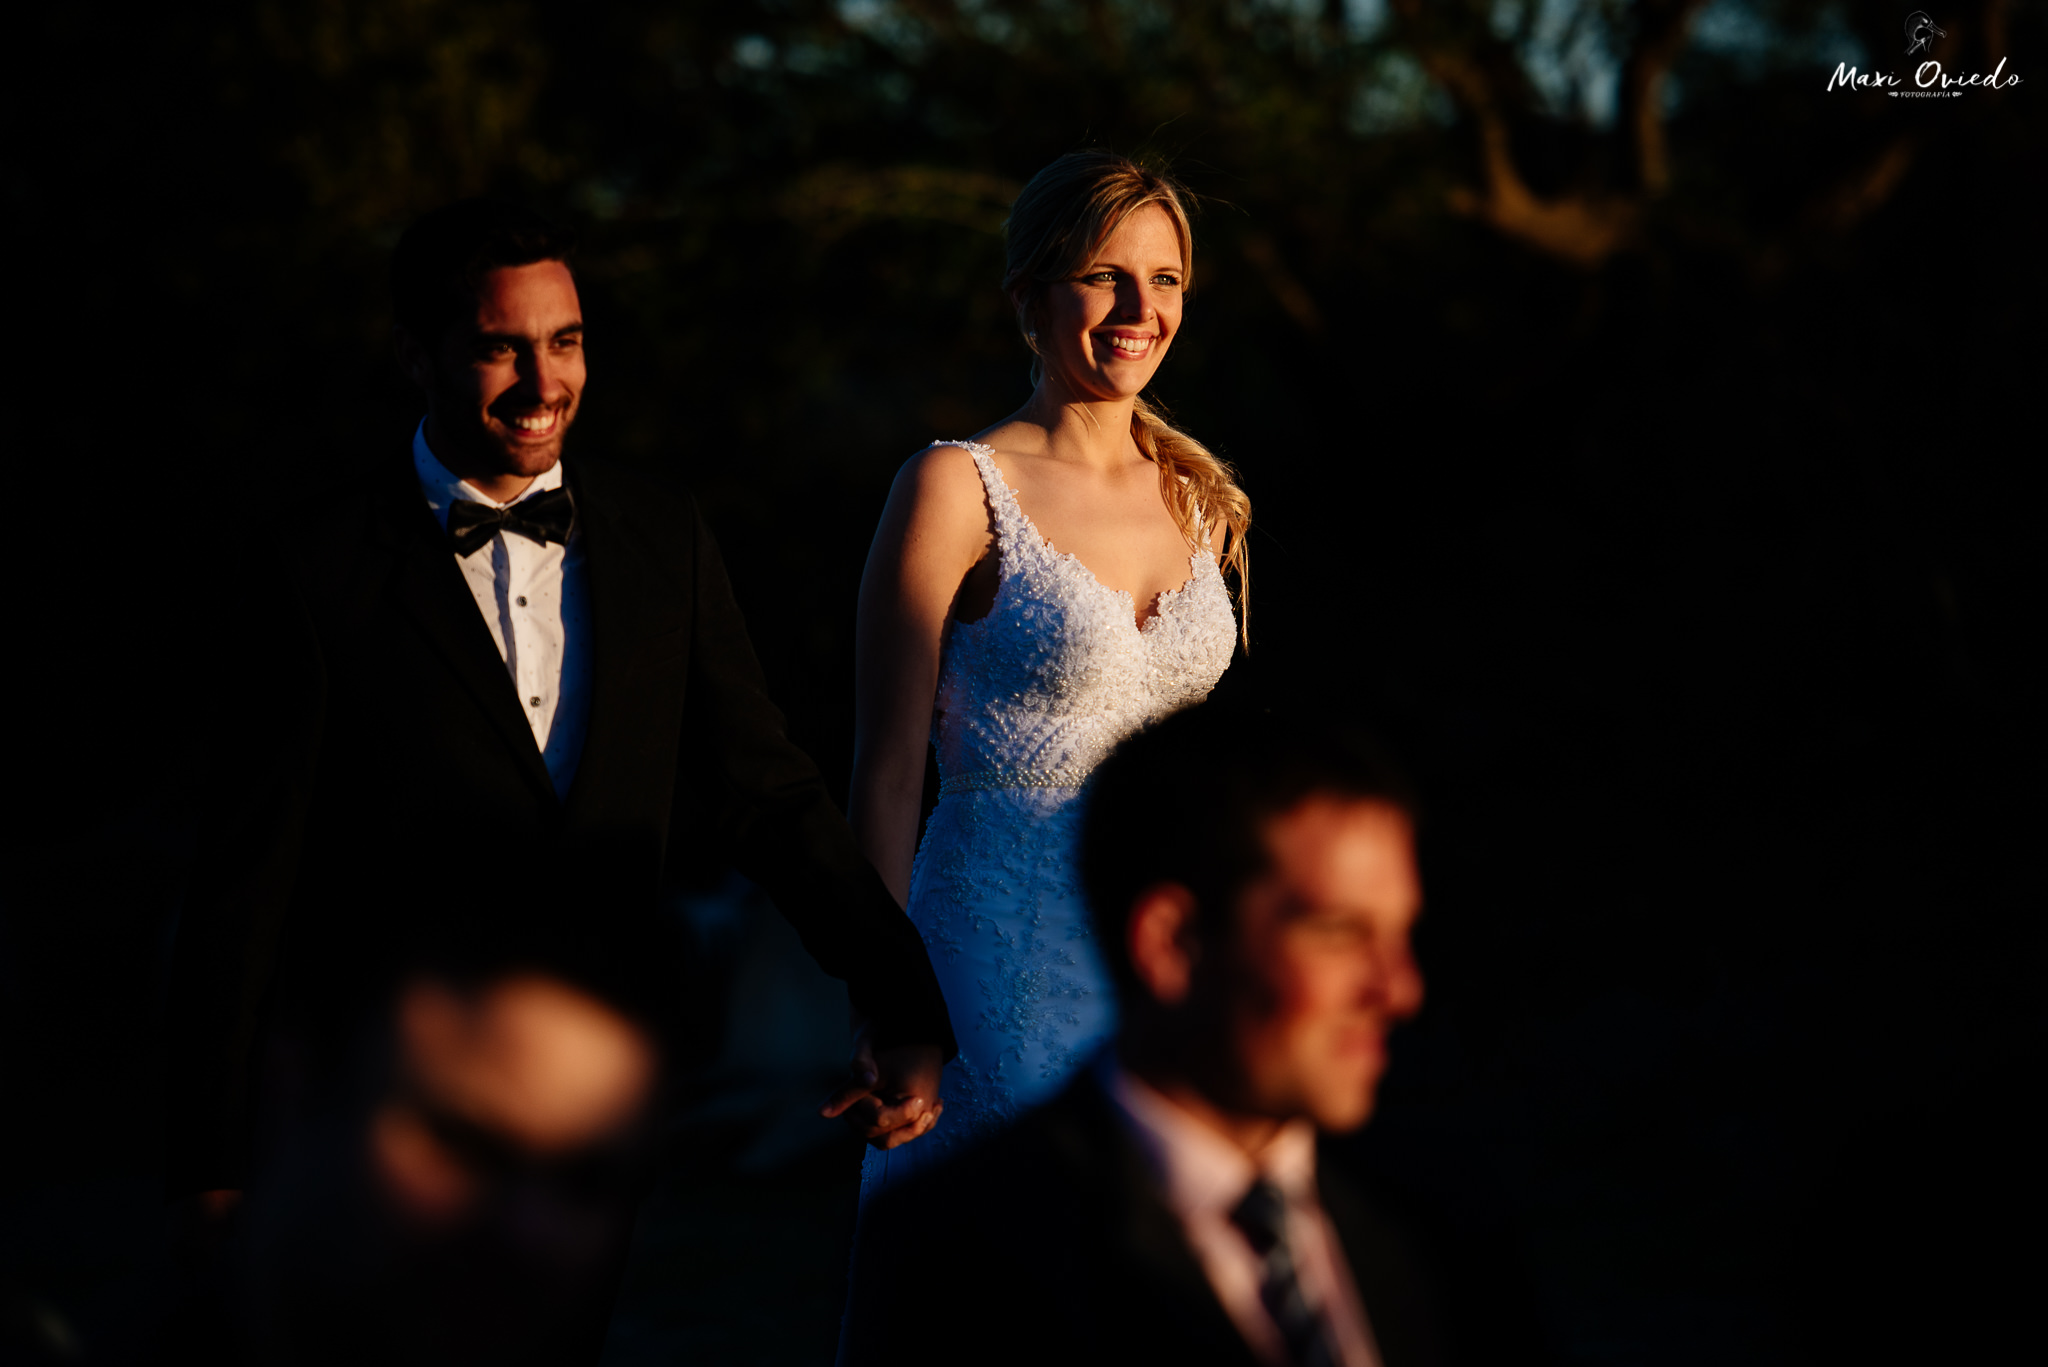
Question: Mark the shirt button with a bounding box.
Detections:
[529,696,542,708]
[516,596,528,607]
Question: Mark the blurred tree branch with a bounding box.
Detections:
[1389,0,1706,268]
[1803,137,1922,235]
[1619,0,1708,195]
[1238,232,1325,334]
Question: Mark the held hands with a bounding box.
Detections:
[820,1020,944,1150]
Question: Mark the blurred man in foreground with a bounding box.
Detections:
[225,960,661,1366]
[843,704,1439,1366]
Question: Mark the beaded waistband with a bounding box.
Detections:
[937,767,1091,797]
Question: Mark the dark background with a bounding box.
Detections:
[8,1,2043,1363]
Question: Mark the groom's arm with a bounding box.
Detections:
[673,496,956,1062]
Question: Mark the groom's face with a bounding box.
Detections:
[421,260,586,479]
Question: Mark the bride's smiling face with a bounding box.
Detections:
[1025,203,1187,403]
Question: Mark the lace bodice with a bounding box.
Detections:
[931,441,1238,791]
[860,441,1236,1202]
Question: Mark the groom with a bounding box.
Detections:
[164,199,953,1199]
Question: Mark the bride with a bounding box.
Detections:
[848,151,1249,1196]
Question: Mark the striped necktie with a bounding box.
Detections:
[1230,1178,1337,1367]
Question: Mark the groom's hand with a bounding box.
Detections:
[820,1024,944,1150]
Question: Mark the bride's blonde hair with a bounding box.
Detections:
[1003,150,1251,642]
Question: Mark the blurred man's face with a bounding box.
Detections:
[369,973,654,1231]
[409,261,585,482]
[1222,798,1423,1132]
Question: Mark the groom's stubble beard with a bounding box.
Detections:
[424,355,578,484]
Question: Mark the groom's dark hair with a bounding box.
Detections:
[391,198,579,345]
[1079,702,1414,1000]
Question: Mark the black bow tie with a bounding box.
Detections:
[447,486,574,556]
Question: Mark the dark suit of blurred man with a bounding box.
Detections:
[844,705,1442,1367]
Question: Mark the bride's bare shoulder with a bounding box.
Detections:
[893,440,988,503]
[878,442,995,540]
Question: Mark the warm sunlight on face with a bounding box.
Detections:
[1032,203,1186,404]
[1225,798,1424,1133]
[423,260,586,481]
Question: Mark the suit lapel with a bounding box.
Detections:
[561,459,685,826]
[1114,1180,1257,1361]
[1057,1084,1262,1364]
[1316,1160,1437,1367]
[378,454,558,804]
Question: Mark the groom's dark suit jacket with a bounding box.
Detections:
[164,443,954,1193]
[842,1076,1446,1367]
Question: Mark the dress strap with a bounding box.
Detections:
[929,439,1031,569]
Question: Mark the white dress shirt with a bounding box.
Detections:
[412,420,592,797]
[1101,1063,1384,1367]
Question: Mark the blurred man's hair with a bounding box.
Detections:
[387,850,684,1049]
[390,198,578,345]
[1078,702,1415,1000]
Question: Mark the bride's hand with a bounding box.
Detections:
[820,1025,945,1150]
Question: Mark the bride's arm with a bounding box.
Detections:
[849,445,993,905]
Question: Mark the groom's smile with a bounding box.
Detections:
[487,396,569,448]
[405,259,587,503]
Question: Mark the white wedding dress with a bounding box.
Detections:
[860,441,1238,1201]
